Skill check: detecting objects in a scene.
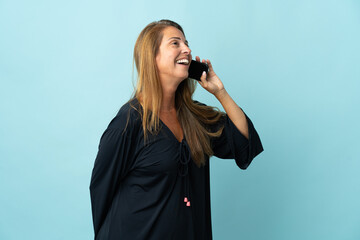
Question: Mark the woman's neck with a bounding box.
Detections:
[161,90,176,112]
[160,81,179,112]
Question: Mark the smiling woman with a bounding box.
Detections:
[156,27,191,83]
[89,19,263,240]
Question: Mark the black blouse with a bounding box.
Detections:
[90,98,263,240]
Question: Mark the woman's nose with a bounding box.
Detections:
[182,45,191,55]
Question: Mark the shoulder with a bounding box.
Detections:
[191,99,223,116]
[192,99,207,107]
[107,98,142,131]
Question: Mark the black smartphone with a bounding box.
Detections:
[188,60,209,81]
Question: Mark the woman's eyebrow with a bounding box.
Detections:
[168,37,189,45]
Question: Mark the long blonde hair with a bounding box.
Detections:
[131,19,224,167]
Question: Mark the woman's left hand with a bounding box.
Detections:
[196,56,225,97]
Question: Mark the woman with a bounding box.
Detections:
[90,19,263,240]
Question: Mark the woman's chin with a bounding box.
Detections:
[179,72,189,80]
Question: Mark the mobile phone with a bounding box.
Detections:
[188,60,209,81]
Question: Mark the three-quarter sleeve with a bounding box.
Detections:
[89,111,139,237]
[211,111,263,169]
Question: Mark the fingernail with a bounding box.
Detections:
[202,71,206,75]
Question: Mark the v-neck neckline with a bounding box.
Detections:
[132,97,184,143]
[159,118,184,143]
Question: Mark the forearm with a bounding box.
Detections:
[214,88,249,139]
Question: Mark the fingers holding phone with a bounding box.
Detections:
[188,59,209,81]
[192,56,224,95]
[194,56,215,77]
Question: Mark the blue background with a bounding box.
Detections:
[1,0,359,239]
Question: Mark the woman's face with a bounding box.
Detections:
[155,26,192,84]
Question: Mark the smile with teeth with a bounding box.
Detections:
[176,59,189,65]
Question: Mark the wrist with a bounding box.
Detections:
[214,88,228,101]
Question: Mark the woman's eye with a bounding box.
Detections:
[172,41,179,46]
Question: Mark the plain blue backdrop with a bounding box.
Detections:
[1,0,359,239]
